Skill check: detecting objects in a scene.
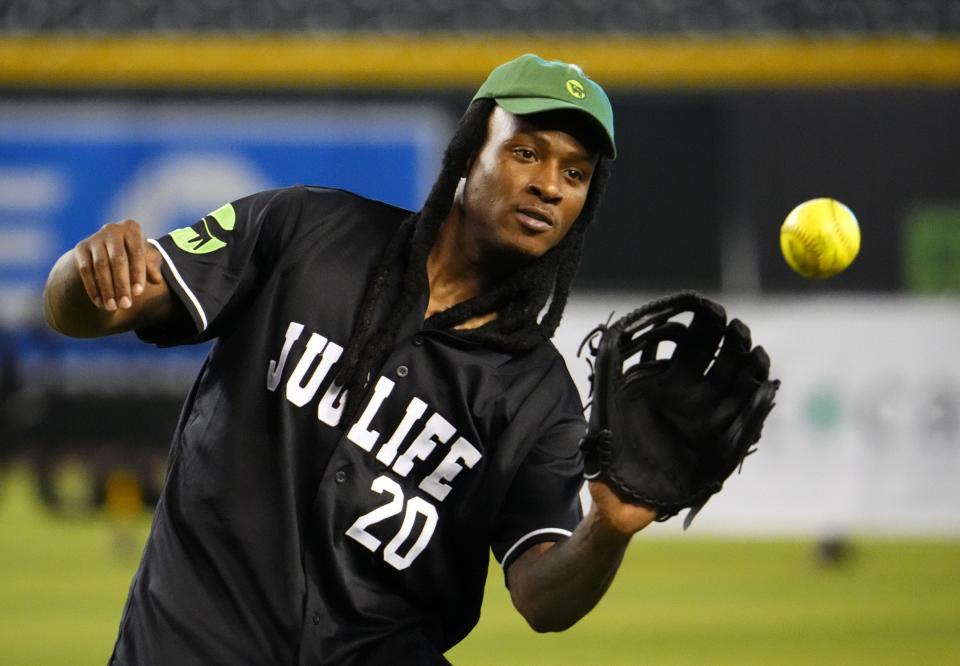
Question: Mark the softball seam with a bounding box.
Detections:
[782,224,822,275]
[828,199,857,259]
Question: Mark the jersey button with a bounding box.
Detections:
[312,612,321,625]
[396,365,409,378]
[412,335,424,347]
[334,470,347,484]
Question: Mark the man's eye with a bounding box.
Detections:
[514,148,535,160]
[566,169,584,181]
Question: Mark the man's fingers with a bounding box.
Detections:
[125,230,148,298]
[106,233,133,309]
[74,220,156,311]
[74,242,103,308]
[88,242,118,311]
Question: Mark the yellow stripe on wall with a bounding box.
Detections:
[3,34,960,88]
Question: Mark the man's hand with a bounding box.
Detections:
[74,219,164,311]
[588,480,657,537]
[44,219,175,338]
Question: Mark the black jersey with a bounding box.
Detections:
[111,186,586,665]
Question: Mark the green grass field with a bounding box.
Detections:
[2,465,958,665]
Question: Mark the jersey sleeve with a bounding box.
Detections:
[490,360,586,573]
[137,187,304,346]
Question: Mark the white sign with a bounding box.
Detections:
[558,294,960,536]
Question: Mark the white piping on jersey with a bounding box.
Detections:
[501,527,573,568]
[147,238,209,332]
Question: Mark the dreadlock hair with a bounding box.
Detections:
[337,97,611,421]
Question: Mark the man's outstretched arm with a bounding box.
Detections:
[505,481,656,632]
[44,219,176,338]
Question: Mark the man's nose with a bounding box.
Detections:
[527,170,562,203]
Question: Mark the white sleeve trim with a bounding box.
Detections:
[147,238,209,332]
[501,527,573,568]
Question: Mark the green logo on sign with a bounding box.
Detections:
[170,203,236,254]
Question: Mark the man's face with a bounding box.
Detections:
[459,105,599,263]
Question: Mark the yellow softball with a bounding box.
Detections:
[780,198,860,279]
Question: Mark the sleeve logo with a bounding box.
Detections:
[169,203,236,254]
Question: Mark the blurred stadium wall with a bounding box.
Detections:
[0,0,958,534]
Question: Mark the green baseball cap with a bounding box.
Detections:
[472,53,616,159]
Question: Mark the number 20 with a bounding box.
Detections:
[345,475,438,570]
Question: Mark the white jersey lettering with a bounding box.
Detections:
[345,475,404,551]
[376,397,428,466]
[383,496,438,570]
[347,376,396,451]
[419,436,482,502]
[316,345,346,425]
[267,321,304,392]
[285,333,333,407]
[392,412,456,477]
[269,322,488,511]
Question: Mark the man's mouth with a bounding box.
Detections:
[516,207,554,231]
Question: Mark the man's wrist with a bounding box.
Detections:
[587,480,658,538]
[585,504,636,549]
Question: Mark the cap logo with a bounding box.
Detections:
[565,79,586,100]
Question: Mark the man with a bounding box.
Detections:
[44,54,654,664]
